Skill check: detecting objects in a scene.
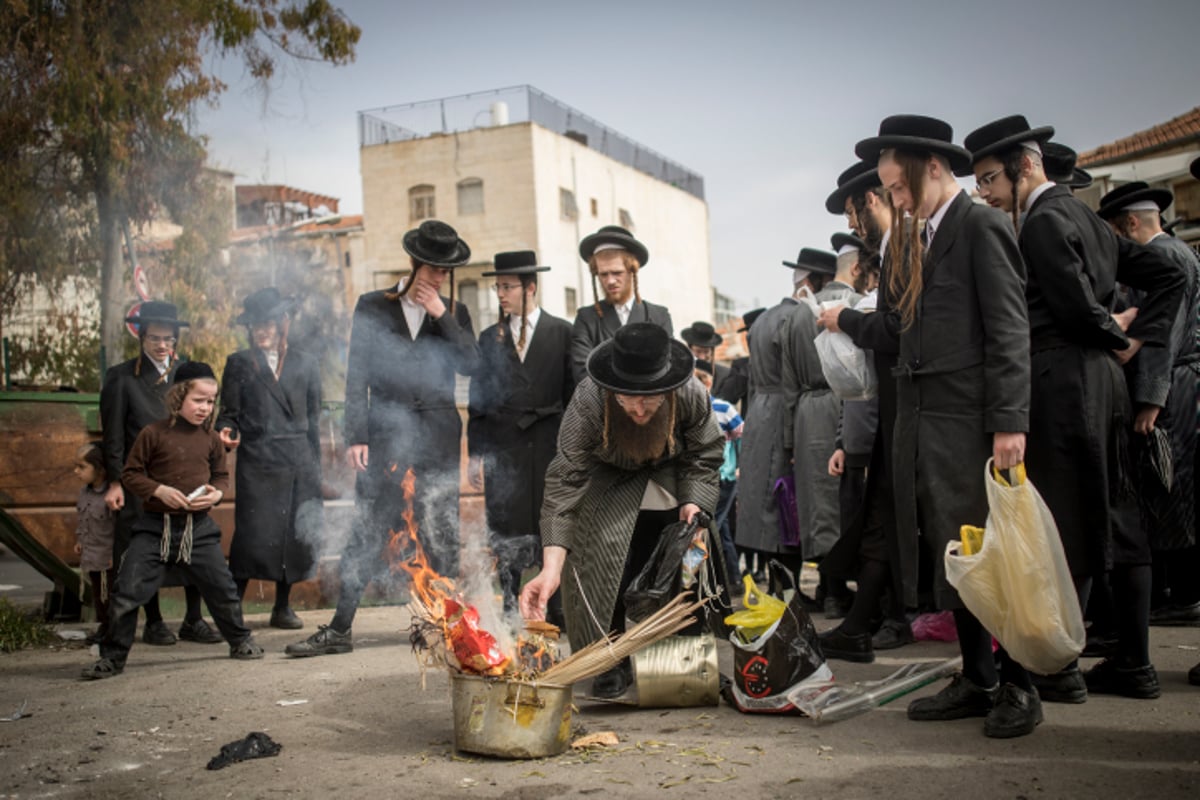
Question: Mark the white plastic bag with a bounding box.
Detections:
[815,329,877,401]
[944,461,1085,675]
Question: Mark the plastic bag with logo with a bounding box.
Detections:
[943,460,1085,675]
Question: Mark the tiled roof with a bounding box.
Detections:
[1078,107,1200,167]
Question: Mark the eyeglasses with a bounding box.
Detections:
[144,335,177,345]
[614,394,666,413]
[492,282,523,294]
[975,167,1004,192]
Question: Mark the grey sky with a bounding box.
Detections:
[198,0,1200,313]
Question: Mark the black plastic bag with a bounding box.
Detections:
[623,512,729,632]
[206,732,282,770]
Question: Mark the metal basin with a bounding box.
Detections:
[450,673,572,759]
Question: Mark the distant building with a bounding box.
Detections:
[1077,106,1200,246]
[357,85,713,333]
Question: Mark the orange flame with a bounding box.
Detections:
[387,467,455,613]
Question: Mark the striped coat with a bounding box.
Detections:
[541,376,723,651]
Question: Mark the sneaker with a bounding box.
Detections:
[1031,667,1088,704]
[80,657,124,681]
[178,618,224,644]
[269,607,304,630]
[908,673,997,721]
[230,638,265,660]
[818,626,875,663]
[872,618,915,651]
[285,625,352,658]
[142,620,177,646]
[1083,659,1161,699]
[984,683,1043,739]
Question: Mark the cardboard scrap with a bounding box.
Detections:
[571,731,620,750]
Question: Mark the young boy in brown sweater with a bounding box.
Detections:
[82,362,263,679]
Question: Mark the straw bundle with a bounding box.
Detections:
[540,592,707,686]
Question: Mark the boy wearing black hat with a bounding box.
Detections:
[964,117,1187,702]
[1098,182,1200,641]
[856,115,1035,737]
[520,323,722,698]
[571,225,673,383]
[82,362,263,678]
[287,220,480,657]
[99,301,222,646]
[216,288,324,630]
[467,251,574,615]
[681,321,740,404]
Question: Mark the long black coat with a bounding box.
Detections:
[468,311,575,538]
[892,192,1031,609]
[217,348,323,583]
[1020,185,1186,577]
[570,299,673,383]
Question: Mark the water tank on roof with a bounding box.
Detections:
[490,101,509,127]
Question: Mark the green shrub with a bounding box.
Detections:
[0,598,54,653]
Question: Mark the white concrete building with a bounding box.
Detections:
[357,86,713,334]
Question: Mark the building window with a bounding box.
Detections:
[409,184,435,221]
[590,198,598,217]
[457,178,484,215]
[618,208,634,229]
[560,188,578,221]
[565,287,577,317]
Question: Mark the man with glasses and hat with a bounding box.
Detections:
[468,250,574,616]
[520,323,722,698]
[964,117,1185,703]
[100,300,222,646]
[1098,180,1200,647]
[287,220,480,657]
[855,114,1035,737]
[216,287,324,630]
[571,225,673,383]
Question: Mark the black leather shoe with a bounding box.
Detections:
[179,618,224,644]
[1149,601,1200,626]
[984,683,1043,738]
[141,620,177,646]
[1084,659,1161,699]
[872,618,915,650]
[908,673,997,720]
[269,607,304,630]
[818,626,875,663]
[823,595,853,620]
[285,624,352,658]
[592,663,632,699]
[1031,667,1087,704]
[1188,662,1200,687]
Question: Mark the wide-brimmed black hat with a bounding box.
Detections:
[681,321,723,349]
[960,115,1055,175]
[125,300,189,330]
[402,220,471,268]
[587,323,694,395]
[1096,181,1174,220]
[1041,142,1093,189]
[831,232,866,254]
[235,287,294,326]
[579,225,650,266]
[738,307,766,333]
[825,161,882,214]
[481,250,551,277]
[173,361,216,384]
[855,115,971,175]
[782,248,837,275]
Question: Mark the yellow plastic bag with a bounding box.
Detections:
[724,575,787,641]
[944,460,1085,674]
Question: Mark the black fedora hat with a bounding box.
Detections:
[739,307,766,333]
[681,321,724,349]
[825,161,882,214]
[125,300,189,329]
[961,115,1055,175]
[1041,142,1093,189]
[481,250,551,277]
[855,115,971,175]
[1096,181,1174,220]
[402,220,471,268]
[579,225,650,266]
[173,360,216,384]
[235,287,294,326]
[587,322,694,395]
[831,232,866,254]
[782,248,837,276]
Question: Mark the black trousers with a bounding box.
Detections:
[102,514,250,664]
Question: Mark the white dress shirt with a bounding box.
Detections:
[397,278,427,340]
[614,298,634,326]
[508,306,541,362]
[1022,180,1056,213]
[925,190,959,246]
